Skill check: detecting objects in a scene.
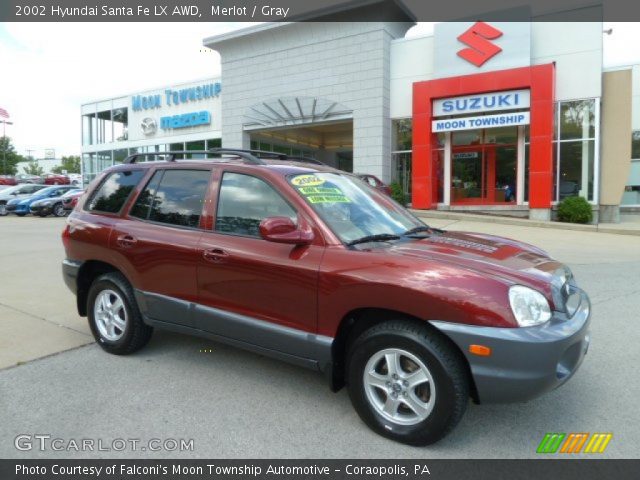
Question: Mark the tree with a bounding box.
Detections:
[0,136,25,175]
[23,159,44,176]
[52,155,81,174]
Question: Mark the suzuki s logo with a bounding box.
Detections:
[457,22,503,67]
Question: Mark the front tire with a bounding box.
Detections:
[87,272,153,355]
[347,320,469,446]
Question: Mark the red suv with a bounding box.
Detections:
[62,149,591,445]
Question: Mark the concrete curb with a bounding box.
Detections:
[409,209,640,237]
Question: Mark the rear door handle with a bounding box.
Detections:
[116,234,137,248]
[202,248,229,263]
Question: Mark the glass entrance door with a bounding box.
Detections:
[451,127,518,205]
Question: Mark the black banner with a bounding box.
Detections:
[1,0,640,22]
[1,460,639,480]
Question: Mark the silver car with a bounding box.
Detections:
[0,184,47,215]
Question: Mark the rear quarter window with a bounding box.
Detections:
[86,170,145,214]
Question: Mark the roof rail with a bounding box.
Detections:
[235,149,328,166]
[122,148,328,167]
[123,149,267,165]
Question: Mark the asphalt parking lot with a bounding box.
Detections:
[1,215,639,458]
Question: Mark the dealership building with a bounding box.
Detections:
[81,7,640,222]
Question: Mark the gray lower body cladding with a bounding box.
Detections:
[430,289,591,403]
[134,290,333,375]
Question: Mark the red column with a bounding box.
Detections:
[528,63,555,209]
[411,64,555,210]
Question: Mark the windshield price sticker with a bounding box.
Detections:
[291,174,325,187]
[299,186,342,195]
[307,195,351,204]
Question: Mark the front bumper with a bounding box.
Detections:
[30,205,52,215]
[430,288,591,403]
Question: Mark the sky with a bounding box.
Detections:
[0,21,637,158]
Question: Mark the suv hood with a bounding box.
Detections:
[385,231,562,289]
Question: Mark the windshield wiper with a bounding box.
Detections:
[346,233,401,247]
[402,226,432,236]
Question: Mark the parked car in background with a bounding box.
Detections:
[0,175,17,187]
[43,173,71,185]
[14,173,43,184]
[61,189,85,213]
[356,173,392,196]
[30,188,83,217]
[68,174,83,187]
[6,185,76,216]
[0,184,47,215]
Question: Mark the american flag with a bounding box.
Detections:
[0,107,9,119]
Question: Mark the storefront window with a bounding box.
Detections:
[186,140,206,159]
[82,153,96,184]
[392,152,412,200]
[113,108,128,142]
[556,99,597,202]
[96,151,113,172]
[96,110,113,144]
[452,130,482,146]
[560,100,596,140]
[486,126,518,145]
[392,119,412,150]
[207,138,221,150]
[113,149,128,164]
[632,131,640,159]
[82,114,96,146]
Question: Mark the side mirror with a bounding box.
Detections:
[259,216,314,245]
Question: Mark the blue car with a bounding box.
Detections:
[6,186,77,216]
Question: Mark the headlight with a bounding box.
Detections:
[508,285,552,327]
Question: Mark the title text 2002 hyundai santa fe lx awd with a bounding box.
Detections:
[62,149,591,445]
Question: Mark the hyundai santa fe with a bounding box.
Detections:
[62,149,591,445]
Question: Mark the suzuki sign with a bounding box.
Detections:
[434,22,531,78]
[433,89,530,116]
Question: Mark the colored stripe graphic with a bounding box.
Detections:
[538,433,613,454]
[584,433,613,453]
[560,433,589,453]
[537,433,565,453]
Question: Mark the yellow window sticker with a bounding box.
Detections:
[298,186,342,195]
[291,174,325,187]
[307,195,351,204]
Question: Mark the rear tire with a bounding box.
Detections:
[87,272,153,355]
[346,319,469,446]
[53,203,65,217]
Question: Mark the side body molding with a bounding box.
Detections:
[135,290,333,373]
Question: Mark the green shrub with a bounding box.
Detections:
[557,196,593,224]
[389,182,406,205]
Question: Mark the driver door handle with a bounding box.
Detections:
[203,248,229,263]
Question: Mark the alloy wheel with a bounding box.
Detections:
[94,289,127,341]
[363,348,436,426]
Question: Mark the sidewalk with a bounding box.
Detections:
[410,209,640,237]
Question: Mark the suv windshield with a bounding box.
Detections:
[288,172,425,245]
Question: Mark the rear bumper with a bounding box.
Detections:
[62,259,82,295]
[430,288,591,403]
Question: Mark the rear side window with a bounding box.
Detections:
[86,170,144,213]
[130,169,210,228]
[215,172,296,237]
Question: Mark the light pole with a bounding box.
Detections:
[1,120,14,175]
